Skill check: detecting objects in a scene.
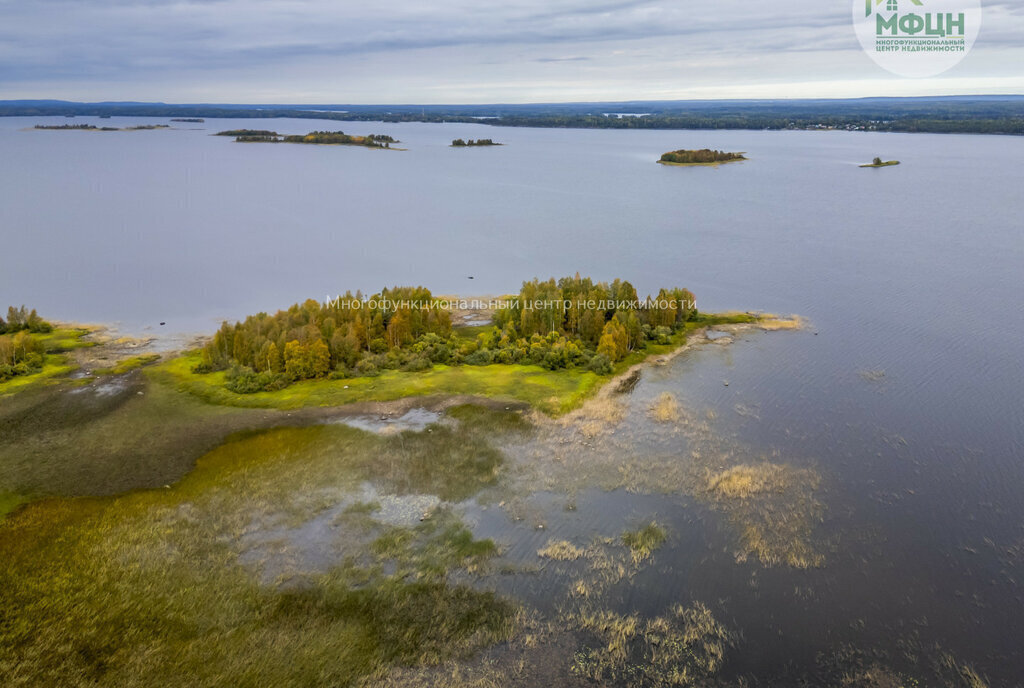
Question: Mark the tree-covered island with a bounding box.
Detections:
[451,138,501,146]
[214,129,280,137]
[219,129,398,148]
[658,149,746,166]
[33,123,170,131]
[193,276,707,393]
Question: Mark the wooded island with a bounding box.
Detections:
[658,149,746,166]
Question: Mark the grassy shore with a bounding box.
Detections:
[859,160,900,167]
[0,327,95,395]
[153,312,759,415]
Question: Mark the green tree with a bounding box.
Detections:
[309,339,331,378]
[284,340,311,380]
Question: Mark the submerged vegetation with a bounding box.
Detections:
[620,521,668,563]
[649,391,681,422]
[0,296,996,685]
[705,462,824,568]
[0,415,521,687]
[570,603,734,686]
[658,149,746,165]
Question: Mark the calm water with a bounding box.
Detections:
[2,116,1023,683]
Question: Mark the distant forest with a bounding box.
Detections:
[196,275,698,393]
[6,97,1024,135]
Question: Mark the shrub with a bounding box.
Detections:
[587,353,613,375]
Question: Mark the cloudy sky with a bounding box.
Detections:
[1,0,1022,103]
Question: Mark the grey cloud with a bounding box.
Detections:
[0,0,1019,100]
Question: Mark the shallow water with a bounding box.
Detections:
[329,408,442,434]
[2,116,1023,683]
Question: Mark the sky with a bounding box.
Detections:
[1,0,1022,103]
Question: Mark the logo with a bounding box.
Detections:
[853,0,981,77]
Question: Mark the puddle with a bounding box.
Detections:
[67,376,132,397]
[330,408,442,434]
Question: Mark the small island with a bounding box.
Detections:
[214,129,279,137]
[658,149,746,166]
[860,157,900,168]
[171,118,205,123]
[451,138,501,147]
[220,129,398,149]
[33,123,169,132]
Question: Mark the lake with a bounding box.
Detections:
[2,116,1023,683]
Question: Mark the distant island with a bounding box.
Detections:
[34,123,107,131]
[171,118,204,123]
[214,129,279,137]
[658,149,746,166]
[219,129,398,148]
[451,138,501,147]
[860,157,900,168]
[33,123,169,132]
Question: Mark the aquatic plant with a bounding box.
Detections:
[621,522,668,563]
[649,392,681,423]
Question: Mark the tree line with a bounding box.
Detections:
[451,139,500,146]
[195,275,698,393]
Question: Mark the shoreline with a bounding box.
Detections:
[657,158,745,167]
[6,312,802,417]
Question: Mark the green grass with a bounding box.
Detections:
[860,160,900,167]
[154,355,602,415]
[0,373,275,498]
[451,324,494,339]
[36,327,97,352]
[154,312,757,416]
[621,522,668,563]
[0,417,518,687]
[93,353,161,375]
[0,354,76,395]
[0,491,29,520]
[0,327,94,395]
